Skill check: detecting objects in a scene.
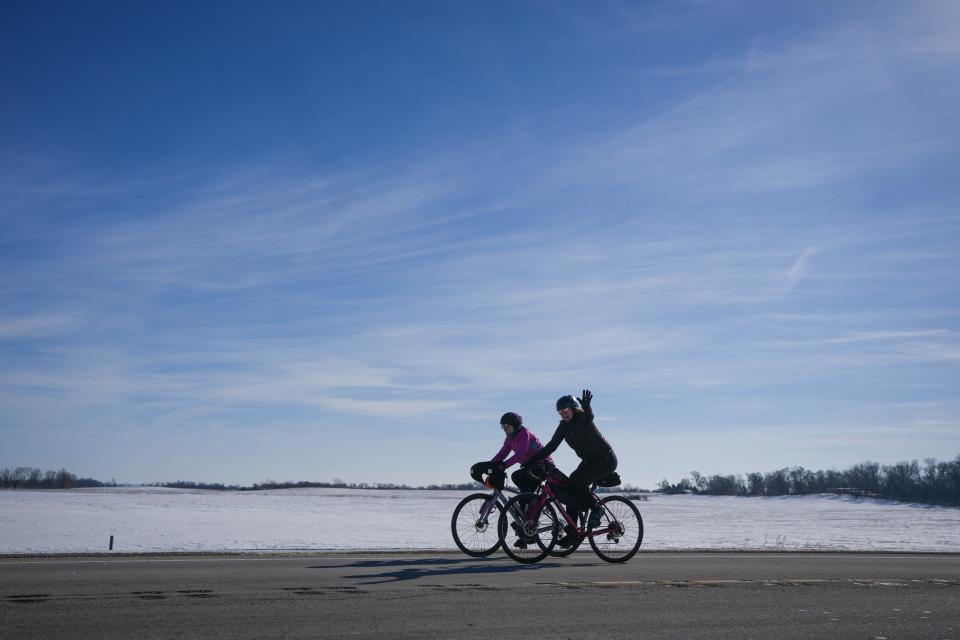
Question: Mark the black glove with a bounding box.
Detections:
[523,450,544,468]
[579,389,593,408]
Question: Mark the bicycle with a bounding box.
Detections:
[451,461,555,557]
[451,464,539,557]
[497,468,643,564]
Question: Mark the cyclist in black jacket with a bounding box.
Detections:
[525,389,618,546]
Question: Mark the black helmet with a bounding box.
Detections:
[556,395,578,411]
[500,412,523,428]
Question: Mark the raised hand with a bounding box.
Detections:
[579,389,593,407]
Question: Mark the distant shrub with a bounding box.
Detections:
[658,454,960,507]
[0,467,113,490]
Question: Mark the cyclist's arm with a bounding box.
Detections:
[580,395,594,420]
[490,439,511,463]
[502,429,534,467]
[526,424,565,464]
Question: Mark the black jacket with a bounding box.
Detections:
[529,405,613,463]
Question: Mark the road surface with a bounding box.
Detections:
[2,552,958,639]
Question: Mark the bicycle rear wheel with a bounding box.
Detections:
[498,493,558,564]
[451,493,502,557]
[587,495,643,563]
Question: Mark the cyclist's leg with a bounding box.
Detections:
[570,453,617,498]
[511,468,538,493]
[569,453,618,523]
[510,491,540,543]
[556,474,583,547]
[506,469,535,543]
[567,462,599,510]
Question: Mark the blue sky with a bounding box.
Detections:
[2,1,958,488]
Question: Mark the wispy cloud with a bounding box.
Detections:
[0,312,85,338]
[544,7,958,203]
[821,330,952,344]
[786,247,819,288]
[2,1,958,485]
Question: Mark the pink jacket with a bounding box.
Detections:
[491,427,553,468]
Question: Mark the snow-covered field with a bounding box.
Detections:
[2,487,959,554]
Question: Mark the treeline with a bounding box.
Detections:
[658,455,960,507]
[158,480,485,491]
[597,484,645,494]
[0,468,642,493]
[0,467,112,490]
[158,479,649,492]
[0,472,482,492]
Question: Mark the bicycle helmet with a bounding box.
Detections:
[555,395,578,411]
[500,412,522,429]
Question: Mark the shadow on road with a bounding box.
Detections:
[311,557,487,569]
[316,558,564,584]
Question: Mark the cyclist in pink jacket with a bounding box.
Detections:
[470,412,554,492]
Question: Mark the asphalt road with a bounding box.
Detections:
[2,552,958,639]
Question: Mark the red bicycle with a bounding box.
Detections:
[497,468,643,564]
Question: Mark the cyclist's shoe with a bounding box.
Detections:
[556,525,577,548]
[588,505,604,529]
[511,520,536,544]
[513,539,528,550]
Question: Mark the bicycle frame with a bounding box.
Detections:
[524,474,620,541]
[475,486,518,524]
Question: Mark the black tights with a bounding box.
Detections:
[565,452,617,514]
[511,467,541,493]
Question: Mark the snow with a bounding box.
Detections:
[1,487,958,554]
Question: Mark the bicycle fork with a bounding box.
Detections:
[476,494,499,529]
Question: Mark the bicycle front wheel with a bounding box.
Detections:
[498,493,557,564]
[588,495,643,563]
[451,493,502,557]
